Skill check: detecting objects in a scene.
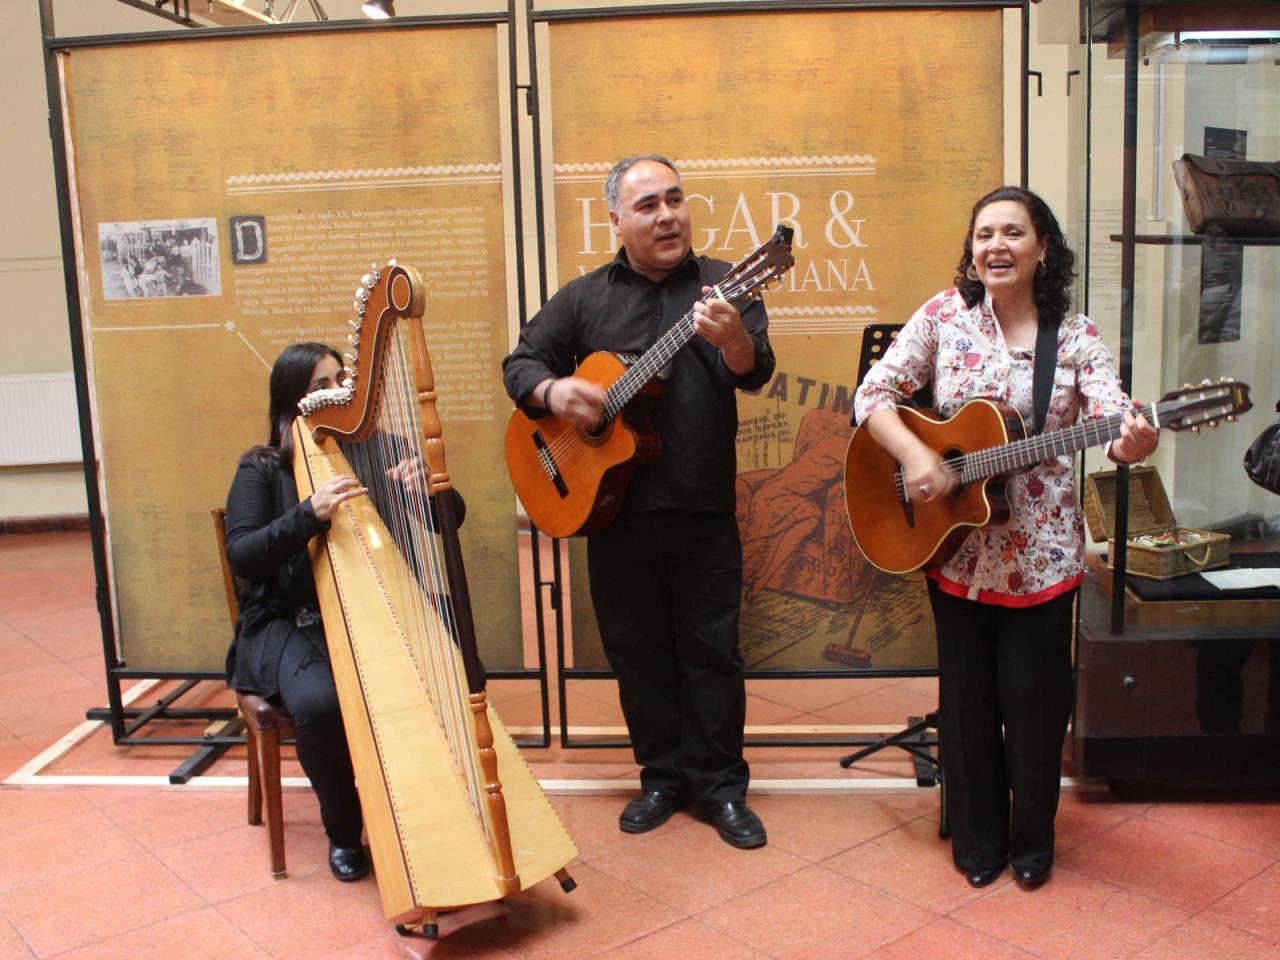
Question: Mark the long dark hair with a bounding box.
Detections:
[954,186,1077,323]
[243,341,343,467]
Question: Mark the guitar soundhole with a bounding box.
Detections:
[942,448,965,492]
[581,420,613,448]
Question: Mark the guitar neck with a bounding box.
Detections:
[958,400,1161,483]
[603,310,699,421]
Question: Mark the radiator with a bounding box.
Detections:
[0,373,83,466]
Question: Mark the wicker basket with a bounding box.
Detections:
[1083,466,1230,580]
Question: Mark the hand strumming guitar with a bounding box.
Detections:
[536,376,606,431]
[863,407,957,504]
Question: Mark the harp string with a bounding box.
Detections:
[336,322,485,829]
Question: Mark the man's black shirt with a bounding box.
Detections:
[502,248,775,514]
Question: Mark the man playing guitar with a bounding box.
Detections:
[502,155,775,849]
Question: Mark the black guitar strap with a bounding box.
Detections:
[1031,318,1059,435]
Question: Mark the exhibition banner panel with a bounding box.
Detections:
[547,8,1004,670]
[62,25,522,671]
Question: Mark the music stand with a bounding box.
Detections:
[836,324,947,838]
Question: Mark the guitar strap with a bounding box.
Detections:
[1031,318,1059,434]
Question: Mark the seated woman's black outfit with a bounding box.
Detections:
[224,450,464,879]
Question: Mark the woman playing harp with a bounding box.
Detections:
[289,261,576,937]
[224,340,466,883]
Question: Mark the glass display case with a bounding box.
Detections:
[1070,0,1280,781]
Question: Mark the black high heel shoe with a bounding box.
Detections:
[965,865,1004,888]
[1014,864,1050,889]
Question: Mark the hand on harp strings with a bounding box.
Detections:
[309,474,367,521]
[385,455,430,494]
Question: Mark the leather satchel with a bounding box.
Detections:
[1172,154,1280,237]
[1244,401,1280,496]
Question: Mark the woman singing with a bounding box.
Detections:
[854,187,1158,890]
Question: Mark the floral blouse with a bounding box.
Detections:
[853,288,1133,607]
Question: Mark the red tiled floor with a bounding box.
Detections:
[0,852,205,957]
[589,817,808,913]
[53,907,272,960]
[1134,915,1280,960]
[598,918,771,960]
[698,865,936,960]
[1143,798,1280,860]
[823,817,1010,913]
[950,866,1190,960]
[1060,814,1273,912]
[753,793,937,863]
[864,917,1042,960]
[0,808,145,895]
[1201,861,1280,943]
[3,529,1280,960]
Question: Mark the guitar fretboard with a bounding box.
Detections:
[600,233,792,423]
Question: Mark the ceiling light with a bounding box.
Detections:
[362,0,394,18]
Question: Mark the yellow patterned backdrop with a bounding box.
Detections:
[545,8,1004,670]
[61,24,522,671]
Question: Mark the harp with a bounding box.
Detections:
[290,261,577,938]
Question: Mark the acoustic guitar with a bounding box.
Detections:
[844,379,1253,574]
[505,226,796,538]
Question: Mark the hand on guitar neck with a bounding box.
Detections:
[1108,408,1159,465]
[692,288,755,376]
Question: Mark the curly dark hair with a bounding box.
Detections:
[954,186,1077,323]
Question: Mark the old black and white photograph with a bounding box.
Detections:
[97,218,221,299]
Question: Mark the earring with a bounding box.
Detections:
[965,263,980,282]
[1036,260,1047,277]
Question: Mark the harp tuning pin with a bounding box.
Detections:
[360,273,373,287]
[348,332,360,349]
[344,351,357,365]
[388,258,398,267]
[355,287,368,303]
[1201,378,1212,386]
[1191,424,1201,434]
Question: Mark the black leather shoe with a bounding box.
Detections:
[965,865,1004,888]
[1014,864,1050,889]
[329,843,369,882]
[701,801,767,849]
[619,790,682,834]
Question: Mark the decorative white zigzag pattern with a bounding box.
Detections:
[553,155,876,174]
[769,306,879,316]
[225,164,502,185]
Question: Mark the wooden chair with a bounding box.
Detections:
[211,507,297,880]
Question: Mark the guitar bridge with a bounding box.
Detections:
[532,430,569,499]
